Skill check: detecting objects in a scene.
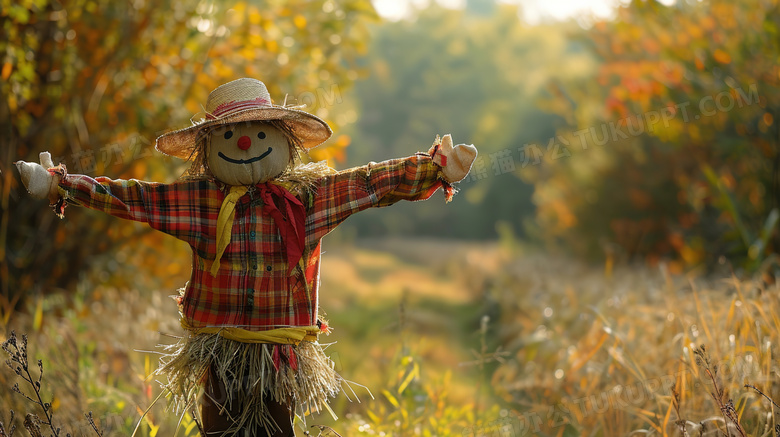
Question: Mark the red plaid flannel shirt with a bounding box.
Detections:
[58,154,446,331]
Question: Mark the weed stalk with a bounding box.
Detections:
[0,411,16,437]
[1,331,105,437]
[1,331,62,437]
[694,345,746,437]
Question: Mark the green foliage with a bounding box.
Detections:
[340,3,590,239]
[355,348,478,436]
[703,164,780,270]
[530,0,780,271]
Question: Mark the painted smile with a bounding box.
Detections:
[218,147,273,164]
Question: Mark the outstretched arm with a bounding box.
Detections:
[16,152,207,244]
[57,174,208,243]
[305,135,477,244]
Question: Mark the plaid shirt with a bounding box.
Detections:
[58,154,446,331]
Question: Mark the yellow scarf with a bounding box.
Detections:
[210,185,249,277]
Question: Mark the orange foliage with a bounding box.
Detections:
[531,0,780,268]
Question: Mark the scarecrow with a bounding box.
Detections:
[15,78,478,436]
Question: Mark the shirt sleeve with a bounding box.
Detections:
[57,174,209,245]
[305,153,452,244]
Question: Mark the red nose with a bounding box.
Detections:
[237,136,251,150]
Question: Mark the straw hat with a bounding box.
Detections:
[155,78,332,159]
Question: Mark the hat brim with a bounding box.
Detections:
[155,106,332,159]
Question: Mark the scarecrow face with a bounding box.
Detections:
[207,122,291,186]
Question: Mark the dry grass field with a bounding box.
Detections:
[1,238,779,436]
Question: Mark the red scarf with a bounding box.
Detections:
[257,182,306,274]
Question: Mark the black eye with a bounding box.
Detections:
[223,130,233,139]
[257,131,266,140]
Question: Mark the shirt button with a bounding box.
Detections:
[248,288,255,295]
[249,230,256,239]
[266,265,272,272]
[252,263,258,270]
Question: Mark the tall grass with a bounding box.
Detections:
[483,251,780,436]
[1,239,779,436]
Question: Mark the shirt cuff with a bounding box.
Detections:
[50,164,68,218]
[416,151,457,203]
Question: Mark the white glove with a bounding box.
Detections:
[15,152,60,200]
[429,134,478,183]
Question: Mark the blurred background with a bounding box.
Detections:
[2,0,780,435]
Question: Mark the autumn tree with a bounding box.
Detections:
[1,0,377,307]
[530,0,780,271]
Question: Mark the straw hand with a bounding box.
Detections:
[429,134,477,183]
[15,152,60,202]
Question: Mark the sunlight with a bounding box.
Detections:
[519,0,616,23]
[372,0,679,23]
[372,0,615,22]
[371,0,409,20]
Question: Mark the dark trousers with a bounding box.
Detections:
[202,365,295,437]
